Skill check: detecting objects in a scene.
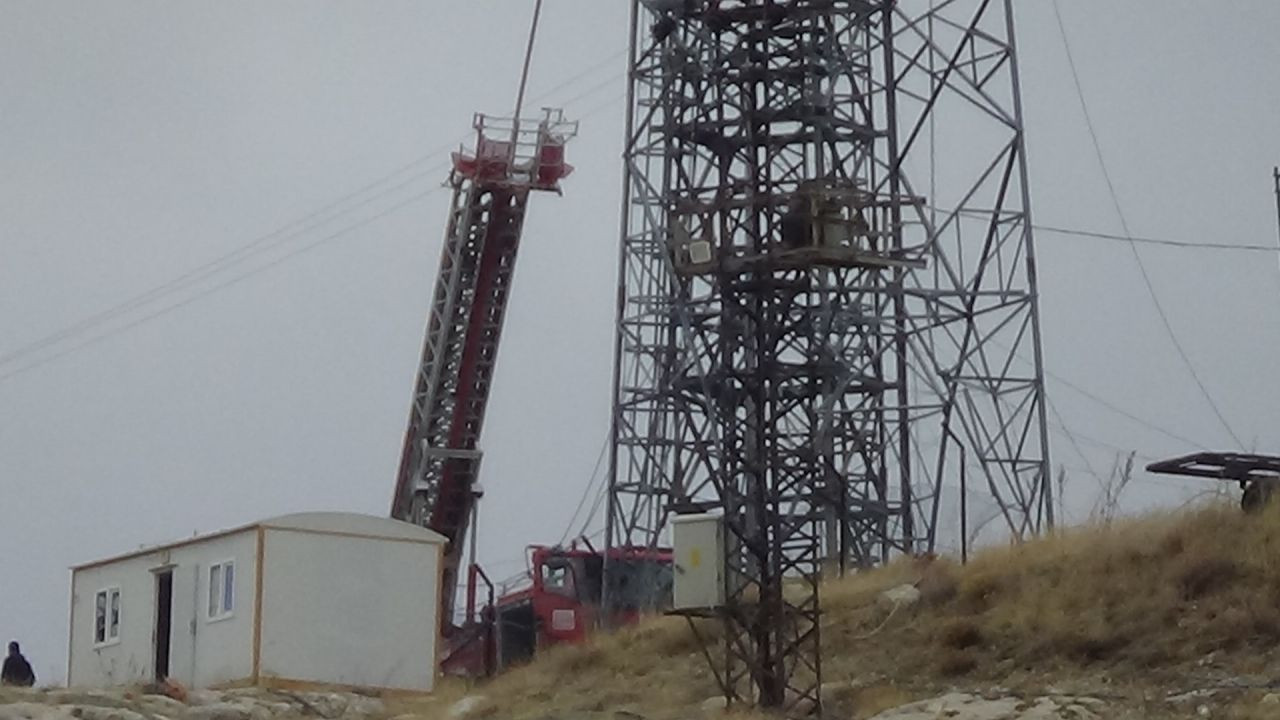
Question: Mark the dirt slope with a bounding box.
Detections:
[400,502,1280,719]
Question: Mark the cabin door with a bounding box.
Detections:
[155,564,198,686]
[153,569,174,680]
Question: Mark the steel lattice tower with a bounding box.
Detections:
[605,0,1051,713]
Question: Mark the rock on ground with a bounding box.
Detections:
[868,692,1102,720]
[699,696,728,715]
[878,584,922,608]
[446,696,489,720]
[0,688,386,720]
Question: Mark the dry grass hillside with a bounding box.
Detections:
[401,501,1280,719]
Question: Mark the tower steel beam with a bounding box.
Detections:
[606,0,1050,714]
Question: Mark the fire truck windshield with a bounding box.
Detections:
[540,559,575,598]
[538,555,605,604]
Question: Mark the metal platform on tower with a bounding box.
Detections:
[669,182,927,277]
[1148,452,1280,512]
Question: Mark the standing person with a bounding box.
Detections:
[1,641,35,687]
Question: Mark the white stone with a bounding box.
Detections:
[446,697,488,720]
[185,691,222,708]
[185,702,252,720]
[344,696,384,717]
[879,584,922,608]
[136,696,188,715]
[866,693,1101,720]
[699,696,728,714]
[68,706,149,720]
[1167,689,1220,703]
[0,703,60,720]
[240,703,274,720]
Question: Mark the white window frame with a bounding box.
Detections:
[207,559,236,622]
[93,586,122,648]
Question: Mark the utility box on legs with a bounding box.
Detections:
[671,513,725,611]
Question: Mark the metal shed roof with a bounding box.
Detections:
[71,511,445,571]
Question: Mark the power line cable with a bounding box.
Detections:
[1,99,626,381]
[1035,224,1278,253]
[558,71,627,113]
[576,472,611,542]
[577,491,608,542]
[0,161,455,370]
[1047,422,1160,464]
[1051,0,1244,450]
[1044,370,1209,450]
[992,334,1211,450]
[0,186,445,384]
[559,434,610,546]
[0,48,629,372]
[1044,398,1105,492]
[947,206,1278,254]
[522,50,626,108]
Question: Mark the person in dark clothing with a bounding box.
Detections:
[1,641,35,687]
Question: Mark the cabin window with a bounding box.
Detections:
[540,559,575,599]
[94,587,121,646]
[208,560,235,620]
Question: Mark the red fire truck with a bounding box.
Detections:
[443,543,673,676]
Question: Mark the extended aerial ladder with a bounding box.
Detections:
[391,109,577,650]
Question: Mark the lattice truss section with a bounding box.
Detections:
[395,179,530,624]
[886,0,1054,543]
[608,0,1052,580]
[608,0,1051,713]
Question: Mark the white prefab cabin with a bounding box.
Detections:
[67,512,445,692]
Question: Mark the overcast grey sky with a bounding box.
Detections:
[2,1,1279,683]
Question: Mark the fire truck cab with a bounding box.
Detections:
[443,544,673,676]
[496,545,673,668]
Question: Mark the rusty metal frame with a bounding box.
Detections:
[606,0,1051,715]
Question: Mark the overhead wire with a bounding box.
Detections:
[0,187,447,384]
[0,151,459,371]
[543,89,630,546]
[991,333,1211,450]
[3,60,625,371]
[1050,0,1245,450]
[558,435,611,546]
[556,71,628,113]
[1044,396,1105,493]
[0,45,629,377]
[575,472,611,542]
[521,49,626,108]
[1043,369,1210,450]
[1034,224,1278,253]
[6,12,1256,393]
[1048,424,1160,465]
